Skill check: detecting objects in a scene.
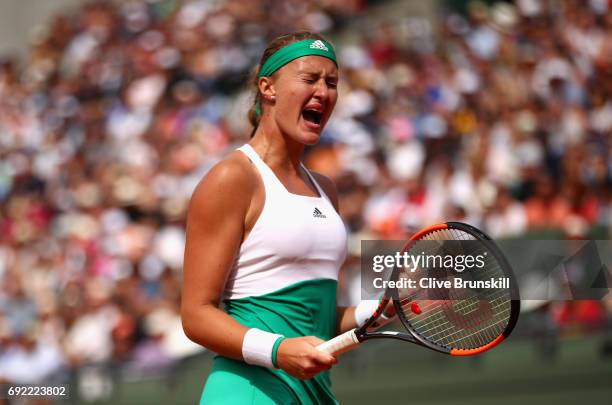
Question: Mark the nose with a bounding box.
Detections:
[313,79,330,100]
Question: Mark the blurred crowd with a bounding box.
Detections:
[0,0,610,391]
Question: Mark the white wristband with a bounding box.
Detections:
[355,300,394,328]
[354,300,380,327]
[242,328,283,368]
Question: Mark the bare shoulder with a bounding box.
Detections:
[310,171,339,212]
[188,150,256,218]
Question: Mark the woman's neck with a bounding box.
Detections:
[250,122,304,175]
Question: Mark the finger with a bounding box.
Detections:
[303,336,337,364]
[302,363,333,380]
[303,368,324,379]
[304,336,325,346]
[384,303,397,317]
[298,368,316,380]
[305,362,333,374]
[310,350,337,366]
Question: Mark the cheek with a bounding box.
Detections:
[280,87,308,113]
[287,85,309,101]
[329,92,338,108]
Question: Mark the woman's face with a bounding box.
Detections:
[265,55,338,145]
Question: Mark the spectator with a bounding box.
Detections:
[0,0,609,383]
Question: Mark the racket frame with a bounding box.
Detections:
[318,222,520,356]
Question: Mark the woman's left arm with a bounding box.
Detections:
[336,306,358,333]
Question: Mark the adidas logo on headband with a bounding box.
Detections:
[310,40,329,52]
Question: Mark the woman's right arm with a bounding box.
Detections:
[181,157,337,379]
[181,158,251,359]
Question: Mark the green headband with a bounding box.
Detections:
[256,39,338,117]
[258,39,337,78]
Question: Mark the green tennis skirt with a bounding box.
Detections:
[200,278,339,405]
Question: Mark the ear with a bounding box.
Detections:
[258,77,276,101]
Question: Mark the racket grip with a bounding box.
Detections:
[316,329,360,356]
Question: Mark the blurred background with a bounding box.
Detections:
[0,0,610,403]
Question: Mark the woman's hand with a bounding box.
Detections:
[383,300,397,318]
[365,299,398,330]
[276,336,338,380]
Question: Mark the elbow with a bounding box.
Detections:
[181,318,195,343]
[180,306,199,344]
[180,302,216,345]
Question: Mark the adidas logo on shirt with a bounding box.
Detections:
[309,40,329,52]
[313,208,327,218]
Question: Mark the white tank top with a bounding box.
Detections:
[222,144,348,300]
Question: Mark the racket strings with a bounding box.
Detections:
[412,289,510,348]
[412,296,510,339]
[397,228,512,350]
[405,290,511,349]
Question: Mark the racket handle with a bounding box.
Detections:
[316,329,360,356]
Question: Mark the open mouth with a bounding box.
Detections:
[302,108,323,126]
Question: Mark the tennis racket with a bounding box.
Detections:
[317,222,520,356]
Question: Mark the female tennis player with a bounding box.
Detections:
[181,32,386,404]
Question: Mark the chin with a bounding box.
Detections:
[299,131,321,145]
[295,123,325,145]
